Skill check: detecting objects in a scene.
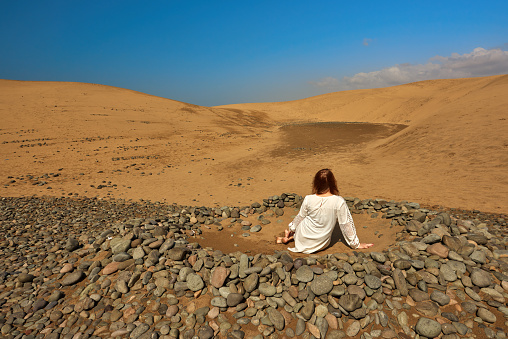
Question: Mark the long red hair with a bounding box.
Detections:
[312,169,339,195]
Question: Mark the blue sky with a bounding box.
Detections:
[1,1,507,106]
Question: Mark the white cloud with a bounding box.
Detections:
[363,38,372,46]
[308,76,339,88]
[311,47,508,90]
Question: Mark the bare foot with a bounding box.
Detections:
[357,243,374,249]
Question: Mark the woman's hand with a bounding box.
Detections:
[357,243,374,249]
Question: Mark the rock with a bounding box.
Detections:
[338,294,362,312]
[311,274,333,295]
[267,307,285,331]
[65,237,80,251]
[392,269,408,296]
[416,301,439,317]
[227,293,243,307]
[364,275,382,289]
[409,289,429,302]
[295,265,314,282]
[210,266,228,288]
[130,323,150,338]
[295,319,306,335]
[61,270,84,286]
[406,220,422,232]
[346,320,361,337]
[477,308,496,323]
[250,225,262,232]
[415,317,442,338]
[426,243,449,258]
[186,273,204,291]
[259,283,277,296]
[470,269,491,287]
[168,247,187,261]
[300,301,315,320]
[211,297,227,308]
[370,252,386,263]
[18,273,35,283]
[111,238,130,254]
[244,273,259,292]
[197,325,214,339]
[430,290,450,305]
[470,250,487,264]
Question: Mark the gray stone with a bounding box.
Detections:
[211,297,227,308]
[130,323,150,338]
[18,273,35,283]
[111,238,130,254]
[346,320,361,337]
[267,307,285,331]
[370,252,386,263]
[244,273,259,292]
[311,274,333,296]
[259,283,277,296]
[227,293,243,307]
[61,270,84,286]
[295,318,306,336]
[364,274,382,290]
[250,225,262,232]
[415,318,442,338]
[471,269,491,287]
[338,294,362,312]
[470,250,487,264]
[477,308,496,323]
[440,263,457,282]
[295,265,314,282]
[392,269,408,296]
[430,290,450,306]
[186,273,204,291]
[168,247,187,261]
[65,237,80,251]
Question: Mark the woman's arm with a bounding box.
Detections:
[337,199,361,248]
[288,196,308,232]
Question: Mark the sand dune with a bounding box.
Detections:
[1,75,507,214]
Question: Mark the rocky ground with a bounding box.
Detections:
[0,194,507,339]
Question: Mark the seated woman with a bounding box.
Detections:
[277,168,373,253]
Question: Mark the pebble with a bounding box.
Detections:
[0,194,505,339]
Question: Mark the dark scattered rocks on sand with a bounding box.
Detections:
[0,194,507,339]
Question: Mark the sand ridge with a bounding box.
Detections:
[1,75,507,214]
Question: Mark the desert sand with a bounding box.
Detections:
[1,75,507,217]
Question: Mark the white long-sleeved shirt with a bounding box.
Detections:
[288,194,360,253]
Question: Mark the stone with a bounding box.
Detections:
[364,275,382,289]
[346,320,361,337]
[61,270,84,286]
[430,290,450,305]
[370,252,386,263]
[477,308,496,323]
[415,318,442,338]
[210,266,228,288]
[470,269,491,287]
[267,307,285,331]
[18,273,35,283]
[415,301,439,317]
[227,293,243,307]
[243,273,258,292]
[338,294,362,312]
[427,243,449,258]
[393,269,408,296]
[111,238,130,254]
[168,247,187,261]
[65,237,80,251]
[311,274,334,296]
[295,265,314,282]
[186,273,204,291]
[259,283,277,296]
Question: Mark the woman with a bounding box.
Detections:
[277,169,374,253]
